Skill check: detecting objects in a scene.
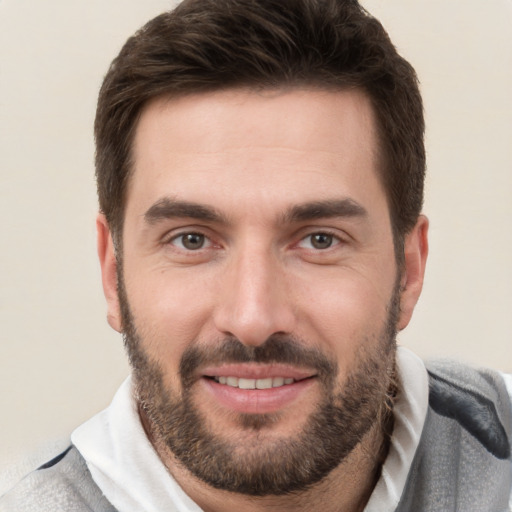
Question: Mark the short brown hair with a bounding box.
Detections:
[95,0,425,247]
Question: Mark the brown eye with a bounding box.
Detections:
[310,233,334,249]
[173,233,207,250]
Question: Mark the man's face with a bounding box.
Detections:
[99,88,424,494]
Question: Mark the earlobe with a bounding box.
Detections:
[96,214,122,333]
[397,215,429,330]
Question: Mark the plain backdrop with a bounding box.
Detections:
[1,0,511,492]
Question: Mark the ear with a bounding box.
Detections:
[397,215,429,330]
[96,214,122,333]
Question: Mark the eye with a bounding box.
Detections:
[298,232,339,250]
[171,232,209,250]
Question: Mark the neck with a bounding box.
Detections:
[142,408,392,512]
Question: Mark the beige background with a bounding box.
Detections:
[1,0,511,492]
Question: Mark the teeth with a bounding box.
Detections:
[239,378,256,389]
[256,378,273,389]
[213,376,296,389]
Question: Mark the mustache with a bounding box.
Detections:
[179,335,337,387]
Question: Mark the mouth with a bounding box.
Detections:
[211,376,296,389]
[199,364,317,415]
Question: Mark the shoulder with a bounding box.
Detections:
[425,359,511,459]
[395,360,512,512]
[0,445,116,512]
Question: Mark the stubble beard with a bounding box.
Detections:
[118,272,400,496]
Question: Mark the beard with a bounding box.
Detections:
[118,271,400,496]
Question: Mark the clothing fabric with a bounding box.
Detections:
[395,359,512,511]
[1,348,511,511]
[0,445,114,512]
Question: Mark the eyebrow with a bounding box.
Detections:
[144,198,227,225]
[283,199,368,223]
[143,197,367,226]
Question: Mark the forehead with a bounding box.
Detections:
[127,88,386,221]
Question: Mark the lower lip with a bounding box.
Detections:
[200,377,315,414]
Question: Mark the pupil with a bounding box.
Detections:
[312,233,332,249]
[183,233,204,250]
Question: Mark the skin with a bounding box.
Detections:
[97,88,428,512]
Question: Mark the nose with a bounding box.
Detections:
[213,245,296,347]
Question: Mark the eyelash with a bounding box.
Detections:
[164,230,344,253]
[167,232,213,251]
[296,231,343,251]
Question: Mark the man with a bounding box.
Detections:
[1,0,511,510]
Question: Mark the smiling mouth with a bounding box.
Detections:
[201,371,317,414]
[211,376,296,389]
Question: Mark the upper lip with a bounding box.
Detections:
[200,363,317,381]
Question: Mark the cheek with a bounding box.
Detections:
[123,267,214,370]
[294,267,396,367]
